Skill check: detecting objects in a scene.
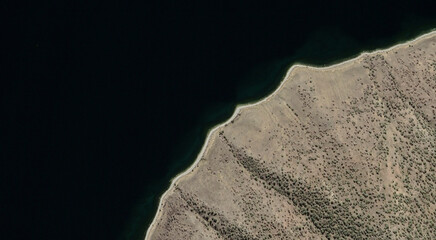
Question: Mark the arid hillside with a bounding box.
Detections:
[147,33,436,240]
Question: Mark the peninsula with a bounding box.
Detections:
[146,31,436,239]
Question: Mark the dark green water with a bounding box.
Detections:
[134,20,436,240]
[5,1,436,240]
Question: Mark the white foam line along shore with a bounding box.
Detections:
[144,29,436,240]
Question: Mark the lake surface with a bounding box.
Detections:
[5,1,436,240]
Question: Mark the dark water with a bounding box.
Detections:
[4,1,436,240]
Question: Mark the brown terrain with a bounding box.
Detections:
[146,32,436,239]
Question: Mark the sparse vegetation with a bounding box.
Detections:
[148,35,436,240]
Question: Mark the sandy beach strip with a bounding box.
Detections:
[144,29,436,240]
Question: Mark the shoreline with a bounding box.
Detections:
[144,29,436,240]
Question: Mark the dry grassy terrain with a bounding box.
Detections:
[147,33,436,239]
